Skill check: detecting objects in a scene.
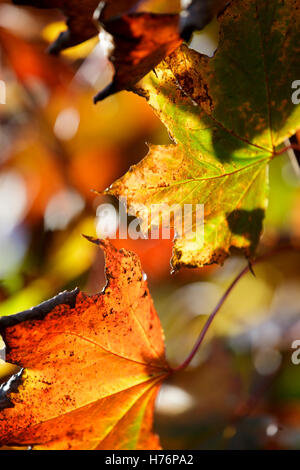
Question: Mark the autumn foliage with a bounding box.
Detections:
[0,0,300,452]
[0,239,170,449]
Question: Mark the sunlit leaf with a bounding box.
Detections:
[94,11,181,102]
[0,239,170,450]
[108,0,300,268]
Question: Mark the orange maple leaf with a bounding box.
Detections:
[0,238,170,450]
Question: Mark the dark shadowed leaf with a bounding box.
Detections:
[12,0,139,53]
[94,11,181,102]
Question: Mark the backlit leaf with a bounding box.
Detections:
[107,0,300,269]
[94,11,181,102]
[94,0,226,101]
[0,239,170,450]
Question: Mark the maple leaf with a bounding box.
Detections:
[94,0,227,101]
[107,0,300,269]
[0,238,170,450]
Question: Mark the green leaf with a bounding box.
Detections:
[108,0,300,269]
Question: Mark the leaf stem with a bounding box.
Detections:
[172,245,297,373]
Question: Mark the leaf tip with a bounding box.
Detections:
[82,234,113,252]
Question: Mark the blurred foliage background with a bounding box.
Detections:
[1,0,300,450]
